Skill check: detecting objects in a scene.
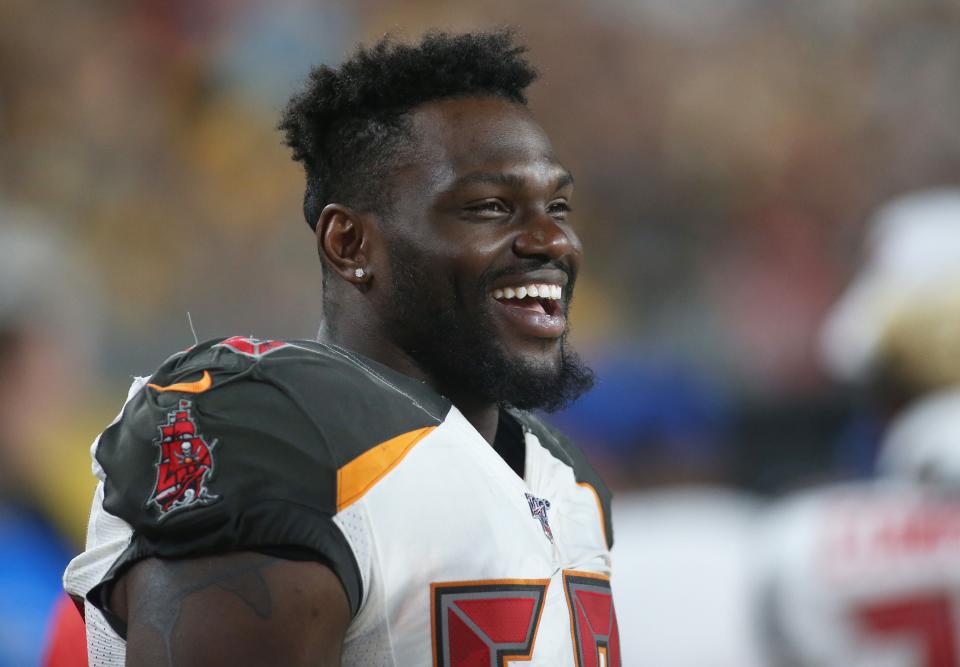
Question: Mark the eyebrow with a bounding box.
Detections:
[449,170,574,192]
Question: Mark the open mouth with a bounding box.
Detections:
[490,284,563,316]
[488,283,566,337]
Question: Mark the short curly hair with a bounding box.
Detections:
[279,30,538,230]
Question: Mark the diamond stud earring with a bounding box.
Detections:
[354,267,366,278]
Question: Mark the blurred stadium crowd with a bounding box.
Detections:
[2,0,960,665]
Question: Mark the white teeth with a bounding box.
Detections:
[490,283,564,300]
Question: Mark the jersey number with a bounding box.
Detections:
[857,594,958,667]
[563,571,621,667]
[432,573,620,667]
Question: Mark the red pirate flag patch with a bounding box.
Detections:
[148,399,219,518]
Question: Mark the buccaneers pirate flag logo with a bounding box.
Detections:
[148,399,219,517]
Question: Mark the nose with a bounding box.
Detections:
[512,214,579,262]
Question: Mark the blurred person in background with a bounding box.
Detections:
[0,211,100,666]
[821,189,960,476]
[757,188,960,667]
[42,594,88,667]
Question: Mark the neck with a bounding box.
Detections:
[318,321,501,444]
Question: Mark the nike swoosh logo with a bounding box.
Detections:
[148,370,213,394]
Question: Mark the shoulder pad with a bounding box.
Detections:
[92,336,449,618]
[142,336,450,465]
[103,337,449,515]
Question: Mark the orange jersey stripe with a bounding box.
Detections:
[147,370,213,394]
[337,426,436,511]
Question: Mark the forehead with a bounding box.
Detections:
[399,96,562,187]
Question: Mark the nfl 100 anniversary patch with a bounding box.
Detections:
[526,492,554,543]
[147,399,219,518]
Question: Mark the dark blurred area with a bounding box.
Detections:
[3,0,960,662]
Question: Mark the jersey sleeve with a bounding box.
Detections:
[87,348,367,631]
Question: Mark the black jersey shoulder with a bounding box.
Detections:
[149,336,450,448]
[99,336,449,522]
[508,408,614,549]
[90,336,449,624]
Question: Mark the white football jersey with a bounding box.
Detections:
[758,482,960,667]
[63,337,619,666]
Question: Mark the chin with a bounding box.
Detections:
[488,339,593,413]
[496,336,562,369]
[521,349,565,376]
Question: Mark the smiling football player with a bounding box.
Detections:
[65,31,618,666]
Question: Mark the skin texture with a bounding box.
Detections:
[113,552,349,666]
[115,95,582,665]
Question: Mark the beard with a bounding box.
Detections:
[380,237,594,412]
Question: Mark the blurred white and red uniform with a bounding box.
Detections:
[758,391,960,667]
[757,189,960,667]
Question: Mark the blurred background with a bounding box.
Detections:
[2,0,960,665]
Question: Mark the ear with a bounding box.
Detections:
[316,204,374,285]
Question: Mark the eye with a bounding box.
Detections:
[464,200,511,219]
[548,200,572,219]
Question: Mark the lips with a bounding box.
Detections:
[492,298,566,338]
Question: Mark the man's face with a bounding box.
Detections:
[371,96,592,411]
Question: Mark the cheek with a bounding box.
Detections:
[422,230,509,285]
[434,224,508,259]
[564,226,584,259]
[388,216,516,297]
[455,238,512,297]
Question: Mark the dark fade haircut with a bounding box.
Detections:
[279,30,538,230]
